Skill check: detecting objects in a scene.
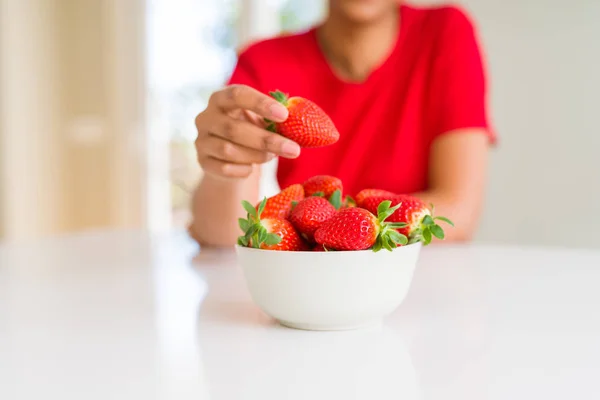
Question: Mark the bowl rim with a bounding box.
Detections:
[234,241,422,254]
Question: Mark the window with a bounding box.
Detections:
[147,0,325,229]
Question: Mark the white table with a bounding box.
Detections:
[1,231,599,400]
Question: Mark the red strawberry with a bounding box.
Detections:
[288,196,337,242]
[266,91,339,148]
[238,198,308,251]
[258,184,304,219]
[303,175,343,198]
[313,244,327,252]
[360,194,454,245]
[314,201,408,252]
[355,188,396,207]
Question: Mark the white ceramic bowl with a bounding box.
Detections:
[235,243,422,331]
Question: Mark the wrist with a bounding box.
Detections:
[201,171,250,188]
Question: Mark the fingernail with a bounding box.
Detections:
[270,103,288,120]
[281,141,300,158]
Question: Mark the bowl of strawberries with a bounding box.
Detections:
[236,175,453,331]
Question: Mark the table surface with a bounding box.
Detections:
[1,231,599,400]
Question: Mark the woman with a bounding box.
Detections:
[191,0,495,246]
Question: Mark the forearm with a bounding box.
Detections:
[412,189,483,243]
[189,168,260,247]
[415,131,491,243]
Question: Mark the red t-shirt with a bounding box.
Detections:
[227,3,495,196]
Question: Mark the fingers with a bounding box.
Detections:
[198,156,254,179]
[195,85,300,180]
[201,135,275,164]
[209,85,288,122]
[208,114,300,158]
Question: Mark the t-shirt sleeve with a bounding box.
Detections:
[428,7,496,143]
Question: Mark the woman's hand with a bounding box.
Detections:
[195,84,300,179]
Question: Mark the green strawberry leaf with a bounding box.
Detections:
[388,230,408,245]
[422,228,432,245]
[430,224,445,239]
[372,239,383,253]
[378,211,392,222]
[389,202,402,213]
[386,222,408,229]
[377,200,391,216]
[244,225,258,244]
[258,226,267,243]
[242,200,257,218]
[422,215,434,226]
[383,237,394,252]
[434,216,455,227]
[269,90,289,106]
[329,190,342,210]
[238,218,251,232]
[291,200,299,209]
[249,225,261,248]
[257,197,267,218]
[245,224,258,236]
[237,236,248,246]
[408,236,421,245]
[264,119,277,133]
[264,233,282,246]
[378,201,401,223]
[312,191,325,197]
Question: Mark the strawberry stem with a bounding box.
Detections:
[372,200,408,252]
[408,208,454,246]
[264,89,290,133]
[237,198,282,248]
[269,90,289,107]
[264,118,278,133]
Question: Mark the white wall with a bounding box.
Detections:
[0,0,63,240]
[0,0,148,242]
[443,0,600,249]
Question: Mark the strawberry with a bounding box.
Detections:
[360,194,454,245]
[314,201,408,252]
[303,175,343,198]
[238,198,308,251]
[266,90,340,148]
[355,188,396,207]
[288,196,337,242]
[258,183,304,219]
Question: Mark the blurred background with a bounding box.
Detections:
[0,0,598,248]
